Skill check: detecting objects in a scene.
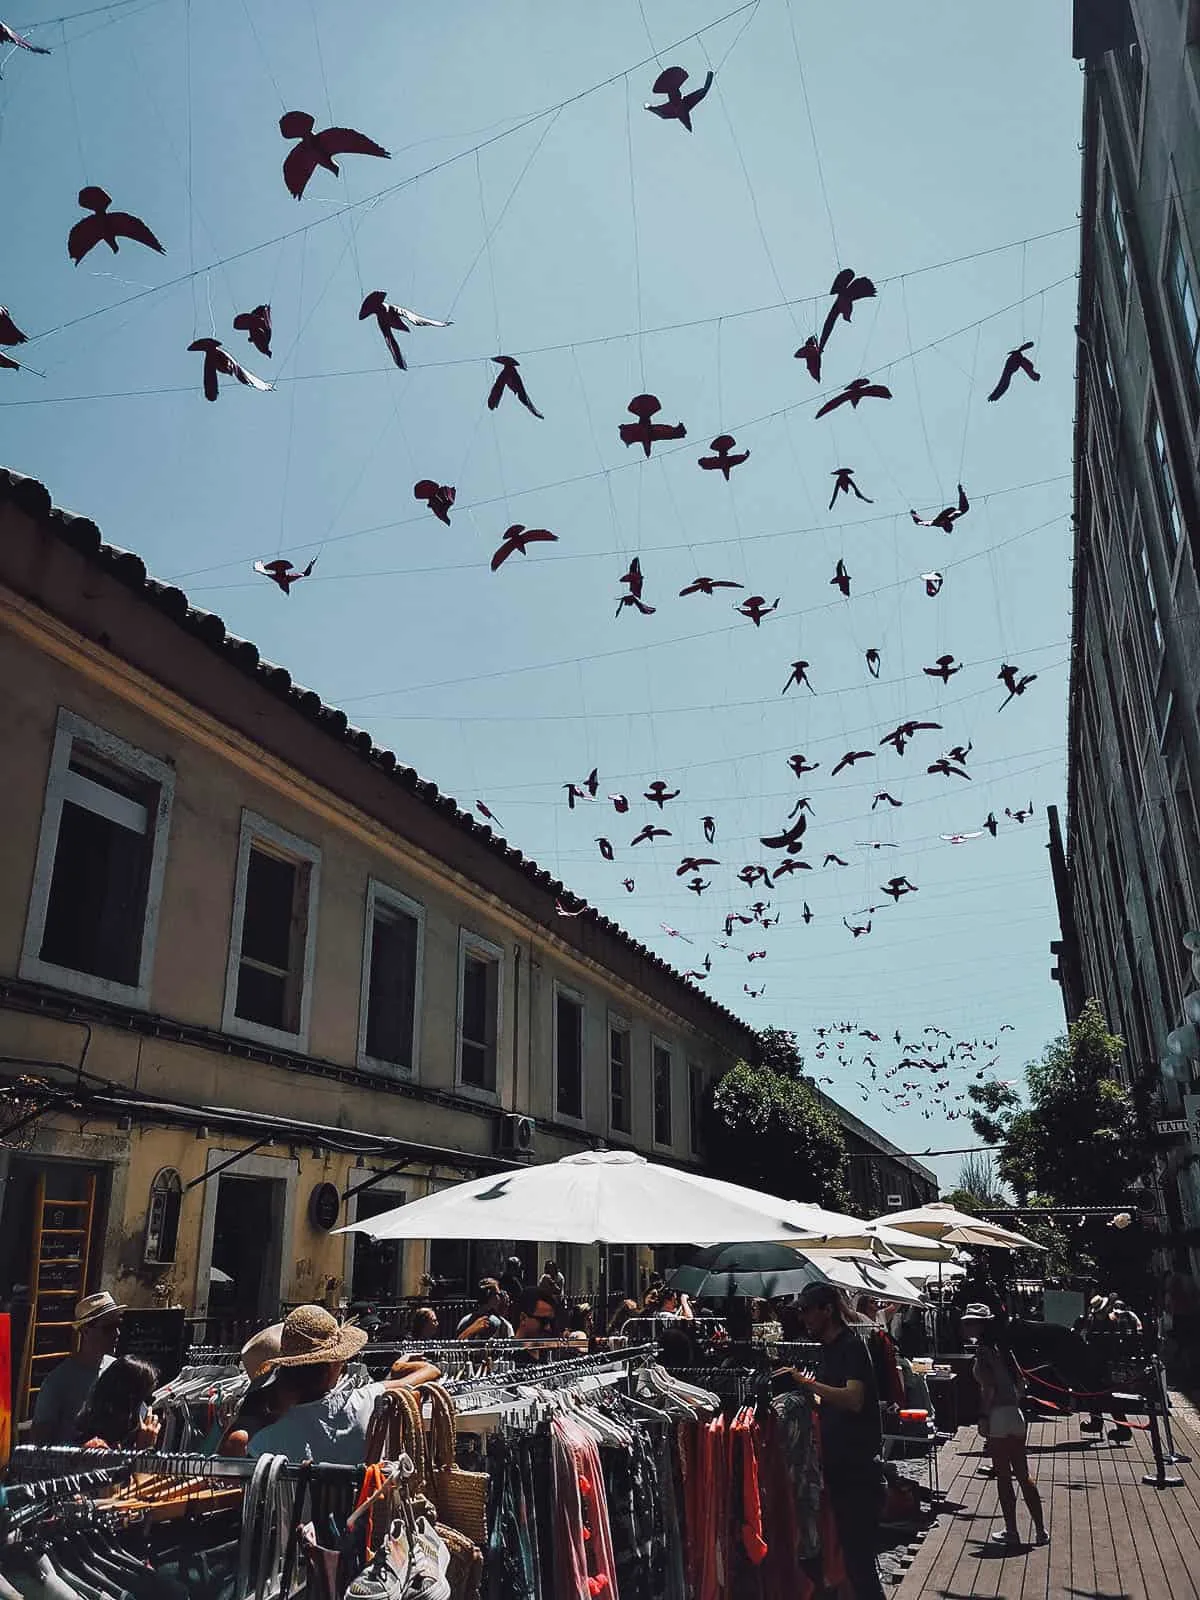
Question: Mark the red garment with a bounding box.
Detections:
[550,1412,618,1600]
[733,1409,768,1566]
[755,1411,812,1600]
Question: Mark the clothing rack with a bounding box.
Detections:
[7,1446,362,1482]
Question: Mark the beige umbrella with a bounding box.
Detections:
[869,1201,1045,1251]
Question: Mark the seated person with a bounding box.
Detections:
[512,1286,561,1363]
[77,1356,161,1450]
[456,1277,515,1340]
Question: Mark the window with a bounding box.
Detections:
[223,812,320,1046]
[1137,536,1162,653]
[555,987,584,1121]
[1105,166,1129,302]
[689,1064,705,1156]
[21,710,175,1006]
[1165,215,1200,408]
[358,882,423,1075]
[653,1042,673,1147]
[457,931,501,1093]
[1147,406,1183,552]
[144,1168,182,1265]
[609,1020,631,1134]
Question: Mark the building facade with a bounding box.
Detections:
[1065,0,1200,1259]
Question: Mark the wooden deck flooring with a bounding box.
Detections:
[893,1406,1200,1599]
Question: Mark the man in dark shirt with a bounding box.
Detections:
[791,1282,885,1600]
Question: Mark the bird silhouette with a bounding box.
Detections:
[698,433,749,478]
[984,811,999,837]
[881,876,918,901]
[941,829,985,844]
[645,780,680,808]
[781,660,815,695]
[686,877,711,896]
[279,111,389,199]
[563,783,587,809]
[596,838,615,861]
[945,742,972,765]
[735,595,779,626]
[413,479,455,524]
[865,647,882,679]
[824,853,850,868]
[857,839,898,850]
[677,856,718,876]
[0,305,28,368]
[761,818,807,852]
[794,335,822,381]
[584,768,599,798]
[644,64,714,131]
[789,797,814,817]
[619,393,686,456]
[616,594,656,617]
[843,916,872,938]
[788,754,820,777]
[816,378,892,419]
[622,877,636,893]
[253,556,317,594]
[872,791,902,809]
[927,758,971,781]
[771,859,811,878]
[680,575,744,596]
[556,899,587,918]
[1005,803,1035,825]
[725,913,754,936]
[819,268,877,352]
[702,815,716,844]
[0,19,49,54]
[232,303,272,357]
[475,800,503,828]
[830,559,852,598]
[631,824,671,846]
[829,467,872,508]
[188,338,271,402]
[832,749,874,776]
[358,292,449,370]
[487,355,543,418]
[738,864,772,887]
[910,483,969,533]
[922,571,944,597]
[490,524,557,570]
[659,922,693,941]
[616,557,655,616]
[988,340,1041,401]
[744,983,766,998]
[997,662,1038,710]
[68,187,164,264]
[922,654,962,683]
[747,951,767,963]
[609,793,630,814]
[801,902,813,923]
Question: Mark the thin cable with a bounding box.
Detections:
[785,0,839,262]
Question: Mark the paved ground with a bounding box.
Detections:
[892,1400,1200,1598]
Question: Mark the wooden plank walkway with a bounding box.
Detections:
[893,1406,1200,1598]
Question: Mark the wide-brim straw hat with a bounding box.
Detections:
[73,1292,125,1327]
[240,1321,285,1379]
[263,1304,368,1369]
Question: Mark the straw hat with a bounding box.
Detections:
[263,1305,367,1369]
[240,1321,285,1379]
[959,1302,995,1323]
[73,1292,125,1327]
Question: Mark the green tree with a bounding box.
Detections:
[706,1042,850,1211]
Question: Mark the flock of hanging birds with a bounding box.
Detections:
[0,34,1045,1084]
[804,1020,1019,1120]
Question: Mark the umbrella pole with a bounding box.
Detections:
[598,1246,609,1347]
[932,1259,942,1357]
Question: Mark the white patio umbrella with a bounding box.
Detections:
[799,1251,928,1308]
[884,1258,966,1292]
[870,1201,1045,1251]
[340,1149,843,1246]
[680,1182,955,1261]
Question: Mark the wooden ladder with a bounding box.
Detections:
[18,1171,98,1422]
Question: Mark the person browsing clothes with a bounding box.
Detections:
[248,1305,382,1465]
[31,1292,124,1446]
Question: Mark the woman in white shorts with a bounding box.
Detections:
[961,1302,1048,1550]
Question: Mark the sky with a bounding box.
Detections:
[0,0,1085,1188]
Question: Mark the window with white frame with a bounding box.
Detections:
[21,710,175,1006]
[1147,405,1183,552]
[688,1063,705,1156]
[1105,165,1129,303]
[609,1018,631,1135]
[555,986,585,1121]
[1165,213,1200,408]
[652,1041,673,1146]
[358,881,423,1075]
[223,812,320,1046]
[457,931,502,1093]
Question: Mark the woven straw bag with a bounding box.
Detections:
[424,1384,489,1547]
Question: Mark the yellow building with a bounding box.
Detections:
[0,469,763,1407]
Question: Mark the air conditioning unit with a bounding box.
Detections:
[886,1193,903,1209]
[496,1113,536,1160]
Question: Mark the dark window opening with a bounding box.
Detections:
[460,949,498,1091]
[609,1025,631,1134]
[365,901,419,1069]
[653,1045,673,1146]
[556,992,584,1120]
[235,846,308,1032]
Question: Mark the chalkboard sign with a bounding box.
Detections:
[117,1308,187,1383]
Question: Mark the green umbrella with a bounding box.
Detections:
[668,1241,831,1300]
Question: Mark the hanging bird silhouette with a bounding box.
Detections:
[584,769,599,799]
[702,816,716,844]
[556,899,587,918]
[829,467,872,508]
[941,829,985,844]
[413,479,455,524]
[789,797,813,818]
[771,858,811,878]
[677,856,718,876]
[686,877,711,896]
[745,984,766,998]
[794,336,822,382]
[735,595,779,626]
[253,556,317,594]
[616,593,656,617]
[622,877,635,893]
[857,839,899,850]
[984,811,999,837]
[232,303,271,357]
[881,876,918,901]
[788,754,819,777]
[487,355,543,418]
[631,824,671,846]
[490,524,557,570]
[843,917,872,938]
[988,341,1041,402]
[998,662,1038,710]
[927,758,971,781]
[801,902,813,923]
[872,791,902,810]
[644,64,713,131]
[698,434,749,478]
[830,560,852,598]
[619,393,686,456]
[596,838,614,861]
[816,377,892,419]
[738,864,772,887]
[819,268,877,352]
[645,780,680,808]
[279,111,389,199]
[781,660,815,695]
[910,484,969,533]
[922,654,962,683]
[680,575,743,597]
[0,305,28,368]
[659,922,693,941]
[832,749,874,776]
[68,187,164,264]
[359,292,449,370]
[922,571,944,597]
[616,556,655,616]
[188,338,271,402]
[747,951,767,963]
[0,19,49,54]
[1005,803,1035,825]
[725,913,754,936]
[761,818,807,852]
[824,853,850,868]
[475,801,503,828]
[609,793,630,814]
[946,741,972,765]
[563,782,587,809]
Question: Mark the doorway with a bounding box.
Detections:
[208,1175,285,1323]
[349,1188,406,1305]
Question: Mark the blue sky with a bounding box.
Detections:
[1,0,1084,1186]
